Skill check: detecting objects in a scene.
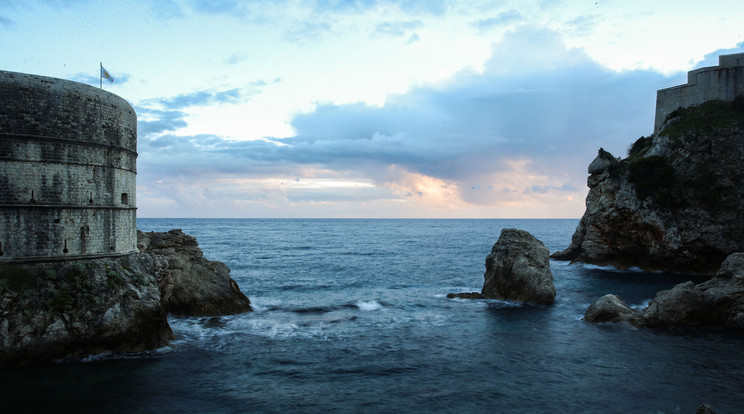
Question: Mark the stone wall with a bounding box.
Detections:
[0,70,137,261]
[654,52,744,132]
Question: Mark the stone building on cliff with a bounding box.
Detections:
[654,52,744,132]
[0,70,138,263]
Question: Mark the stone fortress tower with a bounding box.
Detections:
[0,71,137,262]
[655,52,744,132]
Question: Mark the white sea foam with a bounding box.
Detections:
[356,300,383,311]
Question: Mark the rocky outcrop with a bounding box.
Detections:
[553,98,744,274]
[0,229,253,365]
[449,228,556,304]
[137,229,252,316]
[584,252,744,330]
[0,254,173,365]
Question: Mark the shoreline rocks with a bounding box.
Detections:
[584,252,744,330]
[449,228,556,305]
[0,229,252,365]
[0,254,173,366]
[138,230,252,316]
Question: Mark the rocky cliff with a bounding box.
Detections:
[0,229,252,365]
[553,97,744,274]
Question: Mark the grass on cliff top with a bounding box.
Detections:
[660,95,744,139]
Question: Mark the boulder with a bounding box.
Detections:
[448,229,555,304]
[138,229,253,316]
[482,229,556,304]
[583,294,643,324]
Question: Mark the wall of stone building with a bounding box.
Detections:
[0,70,137,262]
[654,53,744,132]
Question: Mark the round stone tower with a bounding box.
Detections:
[0,70,137,262]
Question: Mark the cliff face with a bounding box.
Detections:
[553,98,744,274]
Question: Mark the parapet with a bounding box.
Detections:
[0,71,138,262]
[654,52,744,133]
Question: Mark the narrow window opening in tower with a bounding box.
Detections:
[0,242,4,256]
[63,240,69,254]
[30,190,35,203]
[89,192,94,204]
[121,193,128,205]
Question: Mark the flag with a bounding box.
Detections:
[101,65,114,83]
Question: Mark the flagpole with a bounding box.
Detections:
[100,62,102,89]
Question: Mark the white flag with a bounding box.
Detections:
[101,65,114,82]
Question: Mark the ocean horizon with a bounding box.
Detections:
[3,218,743,413]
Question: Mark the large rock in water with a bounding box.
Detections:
[584,252,744,330]
[0,254,173,365]
[552,99,744,274]
[481,229,556,304]
[138,229,252,316]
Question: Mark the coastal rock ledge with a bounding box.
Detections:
[584,252,744,330]
[0,229,252,365]
[449,228,556,304]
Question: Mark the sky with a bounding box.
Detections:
[2,0,744,218]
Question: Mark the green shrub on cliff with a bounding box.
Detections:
[662,97,744,139]
[627,155,681,209]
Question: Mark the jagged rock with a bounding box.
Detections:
[552,100,744,274]
[482,229,556,304]
[448,229,555,304]
[584,252,744,330]
[0,254,173,365]
[583,294,643,324]
[138,229,252,316]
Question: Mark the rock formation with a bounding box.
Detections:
[0,229,252,365]
[449,228,556,304]
[584,252,744,330]
[0,254,173,365]
[138,229,252,316]
[583,294,643,325]
[552,98,744,274]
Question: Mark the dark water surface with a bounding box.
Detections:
[3,219,743,413]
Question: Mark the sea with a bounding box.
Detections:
[3,218,744,413]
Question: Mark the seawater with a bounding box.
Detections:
[3,219,744,413]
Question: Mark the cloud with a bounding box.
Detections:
[472,10,523,32]
[137,26,680,217]
[693,41,744,68]
[284,21,333,43]
[375,20,422,37]
[151,0,184,18]
[0,15,15,29]
[136,108,188,135]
